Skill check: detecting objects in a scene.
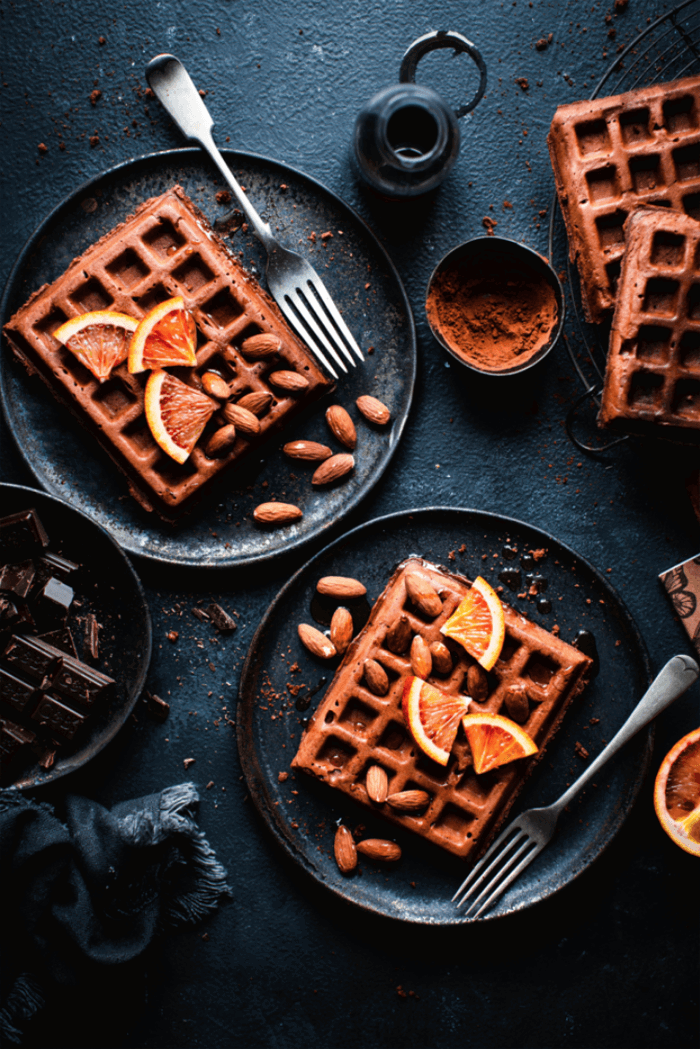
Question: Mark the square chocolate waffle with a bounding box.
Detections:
[3,186,333,520]
[598,206,700,439]
[548,75,700,323]
[292,558,592,862]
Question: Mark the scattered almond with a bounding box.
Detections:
[384,614,412,654]
[356,839,401,861]
[269,370,309,392]
[386,790,430,813]
[253,502,303,526]
[311,453,354,486]
[356,394,391,426]
[410,635,432,679]
[330,607,353,655]
[363,658,389,696]
[201,372,231,399]
[466,663,489,702]
[298,623,336,659]
[223,402,261,435]
[326,405,357,449]
[366,765,389,804]
[334,824,357,873]
[237,391,273,416]
[205,424,237,457]
[430,640,453,675]
[317,576,367,599]
[405,572,442,618]
[241,332,282,359]
[504,683,530,724]
[283,440,332,462]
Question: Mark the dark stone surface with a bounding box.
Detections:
[1,1,698,1047]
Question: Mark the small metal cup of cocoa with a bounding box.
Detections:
[425,236,564,376]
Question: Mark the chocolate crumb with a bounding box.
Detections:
[482,216,498,235]
[574,741,589,761]
[215,190,231,204]
[515,77,529,91]
[38,143,48,154]
[535,37,547,50]
[167,630,179,643]
[278,771,289,782]
[147,692,170,720]
[192,607,210,623]
[98,35,106,44]
[90,89,102,105]
[89,135,100,148]
[183,757,196,769]
[206,602,237,633]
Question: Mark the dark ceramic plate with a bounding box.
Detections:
[238,508,651,924]
[0,149,415,567]
[0,483,151,789]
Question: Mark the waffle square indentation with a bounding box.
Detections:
[93,379,137,418]
[595,210,627,251]
[70,278,113,312]
[106,248,149,290]
[317,736,356,768]
[673,142,700,182]
[651,231,686,268]
[643,277,680,316]
[630,154,664,194]
[585,165,621,202]
[201,287,244,329]
[432,803,475,845]
[34,306,68,338]
[664,94,698,134]
[143,218,185,258]
[628,370,664,409]
[619,107,652,144]
[574,118,611,155]
[524,653,559,687]
[679,330,700,367]
[672,378,700,416]
[636,325,672,362]
[377,720,409,754]
[172,255,215,294]
[338,698,380,735]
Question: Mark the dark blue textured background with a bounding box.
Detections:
[1,1,698,1046]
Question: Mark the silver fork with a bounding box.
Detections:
[145,54,363,381]
[453,653,699,918]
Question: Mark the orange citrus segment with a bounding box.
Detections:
[53,310,138,383]
[144,370,216,464]
[128,296,197,373]
[441,576,506,671]
[462,712,537,774]
[401,676,471,766]
[653,727,700,856]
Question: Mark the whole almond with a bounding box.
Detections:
[504,683,530,724]
[386,790,430,813]
[238,391,273,416]
[317,576,367,599]
[253,502,303,526]
[311,453,354,486]
[204,424,237,458]
[356,839,402,862]
[384,614,412,655]
[201,372,231,399]
[283,440,333,462]
[466,663,489,702]
[334,824,357,874]
[326,405,357,450]
[298,623,336,659]
[330,607,353,655]
[405,572,442,618]
[356,395,391,426]
[241,332,282,359]
[366,765,389,804]
[269,370,309,392]
[410,635,432,679]
[364,658,389,696]
[223,402,261,435]
[430,641,453,675]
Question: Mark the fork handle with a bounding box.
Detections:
[551,654,699,816]
[145,54,276,251]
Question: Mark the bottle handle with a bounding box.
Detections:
[399,30,488,118]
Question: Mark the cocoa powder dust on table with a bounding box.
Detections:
[426,254,558,372]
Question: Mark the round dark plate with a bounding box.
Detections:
[0,483,151,789]
[0,149,415,567]
[238,508,652,924]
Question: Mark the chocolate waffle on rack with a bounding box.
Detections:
[3,186,333,520]
[548,75,700,323]
[599,206,700,439]
[292,558,592,862]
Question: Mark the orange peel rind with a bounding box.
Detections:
[441,575,506,671]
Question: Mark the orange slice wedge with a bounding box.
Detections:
[144,370,217,464]
[401,676,471,766]
[53,310,138,383]
[653,726,700,856]
[441,576,506,671]
[461,712,537,775]
[128,296,197,373]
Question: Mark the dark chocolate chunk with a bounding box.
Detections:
[0,717,36,763]
[0,560,36,598]
[42,551,79,578]
[0,510,49,561]
[51,655,114,707]
[4,635,113,706]
[38,627,78,659]
[4,635,63,685]
[84,613,100,660]
[0,666,37,713]
[192,607,210,622]
[146,691,170,720]
[206,602,237,633]
[41,577,74,614]
[31,694,85,740]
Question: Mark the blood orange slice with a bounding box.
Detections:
[401,675,471,765]
[441,575,506,671]
[461,712,537,774]
[653,727,700,856]
[144,370,216,464]
[53,310,138,383]
[128,296,197,373]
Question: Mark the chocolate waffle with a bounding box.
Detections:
[291,558,591,862]
[3,186,333,520]
[548,75,700,323]
[599,206,700,439]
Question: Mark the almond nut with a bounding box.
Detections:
[201,372,231,399]
[283,440,333,462]
[298,623,336,659]
[311,453,354,486]
[241,332,282,359]
[330,607,353,655]
[253,502,303,526]
[317,576,367,599]
[356,394,391,426]
[430,640,453,675]
[269,370,309,392]
[405,572,442,618]
[384,614,412,654]
[386,789,430,813]
[366,765,389,804]
[237,391,273,416]
[363,658,389,696]
[466,663,489,702]
[204,424,237,458]
[504,682,530,724]
[356,839,401,862]
[334,824,357,874]
[326,405,357,449]
[410,635,432,679]
[223,402,261,435]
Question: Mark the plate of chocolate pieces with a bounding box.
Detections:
[0,483,151,788]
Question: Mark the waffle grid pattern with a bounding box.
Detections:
[292,559,591,861]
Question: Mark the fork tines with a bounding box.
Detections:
[279,275,364,380]
[452,822,543,917]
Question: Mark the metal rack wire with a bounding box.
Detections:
[548,0,700,453]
